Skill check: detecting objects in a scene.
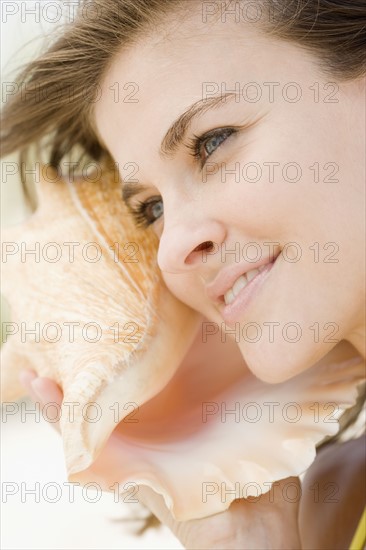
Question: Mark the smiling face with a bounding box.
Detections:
[94,8,365,382]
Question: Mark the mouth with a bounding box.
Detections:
[207,252,281,326]
[221,263,271,306]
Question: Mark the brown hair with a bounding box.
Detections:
[1,0,366,183]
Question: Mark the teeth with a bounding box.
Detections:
[224,267,261,305]
[232,275,248,296]
[224,289,236,305]
[246,268,259,282]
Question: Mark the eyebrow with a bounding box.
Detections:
[160,92,237,157]
[122,92,237,206]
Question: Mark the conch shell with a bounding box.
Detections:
[0,166,200,467]
[1,167,365,521]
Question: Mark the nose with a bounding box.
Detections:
[157,217,226,274]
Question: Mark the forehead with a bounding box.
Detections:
[93,12,315,165]
[94,17,251,133]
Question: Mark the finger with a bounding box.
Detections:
[19,370,63,433]
[31,377,63,433]
[19,369,39,402]
[30,377,63,407]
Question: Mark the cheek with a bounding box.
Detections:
[162,272,201,311]
[222,103,348,240]
[162,272,222,322]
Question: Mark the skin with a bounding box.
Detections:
[19,5,366,549]
[93,8,365,544]
[93,7,365,383]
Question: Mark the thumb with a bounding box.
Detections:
[19,369,63,432]
[30,377,63,407]
[19,369,63,406]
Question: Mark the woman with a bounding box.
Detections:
[2,1,365,548]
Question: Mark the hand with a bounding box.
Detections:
[19,369,302,550]
[138,479,302,550]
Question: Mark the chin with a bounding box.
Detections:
[236,339,333,384]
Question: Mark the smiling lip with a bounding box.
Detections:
[205,253,280,326]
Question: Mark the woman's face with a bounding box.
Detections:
[95,10,365,382]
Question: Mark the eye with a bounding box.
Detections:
[128,196,163,228]
[188,127,236,167]
[204,132,230,156]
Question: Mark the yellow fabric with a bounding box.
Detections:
[350,507,366,550]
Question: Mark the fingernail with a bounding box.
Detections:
[19,369,37,387]
[30,378,45,401]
